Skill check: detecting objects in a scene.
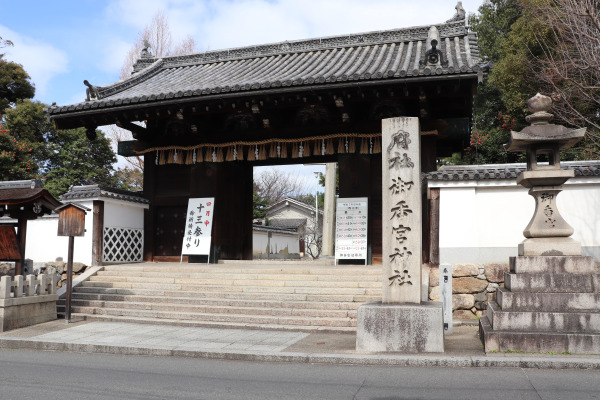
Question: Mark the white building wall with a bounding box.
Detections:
[252,231,300,255]
[25,199,94,265]
[24,197,148,266]
[436,178,600,263]
[104,200,145,229]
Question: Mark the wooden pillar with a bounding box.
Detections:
[15,217,27,276]
[429,188,440,266]
[143,153,156,261]
[92,200,104,266]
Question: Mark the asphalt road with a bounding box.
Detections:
[1,349,599,400]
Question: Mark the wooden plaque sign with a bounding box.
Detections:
[0,226,21,260]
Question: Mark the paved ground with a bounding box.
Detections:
[1,319,599,369]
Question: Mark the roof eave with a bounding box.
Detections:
[48,72,481,127]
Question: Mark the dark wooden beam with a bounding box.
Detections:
[116,121,148,139]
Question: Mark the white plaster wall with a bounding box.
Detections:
[557,181,600,247]
[437,178,600,263]
[25,199,94,265]
[474,186,533,247]
[104,200,146,229]
[252,231,300,254]
[439,187,478,248]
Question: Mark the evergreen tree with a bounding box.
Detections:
[43,127,117,197]
[0,58,35,115]
[0,124,35,180]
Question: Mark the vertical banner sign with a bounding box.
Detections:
[181,198,215,263]
[382,117,422,304]
[335,197,368,265]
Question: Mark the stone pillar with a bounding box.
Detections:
[381,118,422,303]
[356,117,444,353]
[321,163,336,256]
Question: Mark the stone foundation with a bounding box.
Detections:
[0,274,59,332]
[0,296,58,332]
[428,263,509,319]
[356,301,444,353]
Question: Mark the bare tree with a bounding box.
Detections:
[254,169,310,204]
[304,216,322,260]
[108,9,198,174]
[526,0,600,157]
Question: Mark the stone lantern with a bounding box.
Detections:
[504,93,586,256]
[480,94,600,354]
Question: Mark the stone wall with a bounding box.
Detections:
[41,261,88,289]
[428,263,510,319]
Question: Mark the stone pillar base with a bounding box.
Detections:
[518,237,581,256]
[356,301,444,353]
[480,255,600,354]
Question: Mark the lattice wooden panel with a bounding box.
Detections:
[102,227,143,263]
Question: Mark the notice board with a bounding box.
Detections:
[181,198,215,262]
[335,197,368,264]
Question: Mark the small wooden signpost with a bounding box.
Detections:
[56,203,89,323]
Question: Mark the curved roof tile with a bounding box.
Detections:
[425,161,600,182]
[47,16,488,118]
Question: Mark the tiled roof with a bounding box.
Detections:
[252,224,299,235]
[47,11,486,118]
[269,218,307,230]
[60,185,149,204]
[425,161,600,182]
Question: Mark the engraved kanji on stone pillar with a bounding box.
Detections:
[382,117,421,303]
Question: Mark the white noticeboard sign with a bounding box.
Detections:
[335,197,368,265]
[440,263,453,334]
[181,198,215,263]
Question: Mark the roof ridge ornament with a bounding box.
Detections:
[141,39,153,59]
[446,1,466,23]
[83,80,100,101]
[420,26,448,67]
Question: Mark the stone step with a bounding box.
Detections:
[60,263,385,332]
[479,316,600,354]
[56,313,356,333]
[67,305,357,328]
[95,271,382,282]
[80,281,381,295]
[497,288,600,312]
[88,275,382,288]
[486,302,600,333]
[101,265,382,276]
[72,286,379,303]
[505,273,600,293]
[63,299,358,319]
[61,292,366,310]
[510,256,598,274]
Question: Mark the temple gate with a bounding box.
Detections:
[47,4,487,265]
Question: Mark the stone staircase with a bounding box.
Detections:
[57,262,383,332]
[480,256,600,354]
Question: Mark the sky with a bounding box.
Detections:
[1,0,485,190]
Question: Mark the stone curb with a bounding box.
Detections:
[1,338,599,370]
